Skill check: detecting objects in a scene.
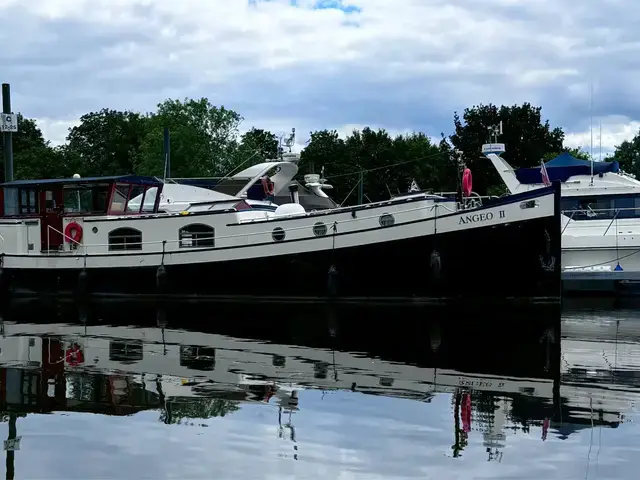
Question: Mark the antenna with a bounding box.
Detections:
[599,119,602,162]
[590,81,594,185]
[487,122,502,144]
[282,128,295,153]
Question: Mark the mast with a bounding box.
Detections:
[590,82,594,185]
[599,119,602,161]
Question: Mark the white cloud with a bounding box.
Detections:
[564,116,640,157]
[2,0,640,152]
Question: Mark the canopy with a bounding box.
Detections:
[514,152,620,184]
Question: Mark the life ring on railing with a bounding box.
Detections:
[64,222,83,243]
[65,343,84,366]
[261,176,275,196]
[462,168,472,197]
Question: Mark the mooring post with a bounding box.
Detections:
[1,84,14,183]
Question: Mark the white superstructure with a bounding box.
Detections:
[484,143,640,291]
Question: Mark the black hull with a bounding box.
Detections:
[4,192,562,306]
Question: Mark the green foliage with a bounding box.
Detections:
[0,115,67,180]
[64,109,151,177]
[610,130,640,177]
[9,97,638,201]
[160,398,240,424]
[449,103,565,193]
[300,127,445,205]
[135,98,243,178]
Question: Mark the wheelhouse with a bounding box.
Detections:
[0,175,163,251]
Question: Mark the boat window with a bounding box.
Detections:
[561,197,615,219]
[561,195,640,220]
[63,188,93,214]
[179,224,215,247]
[109,184,130,214]
[3,187,18,216]
[141,187,158,213]
[18,188,38,215]
[108,227,142,251]
[126,186,146,213]
[108,340,143,362]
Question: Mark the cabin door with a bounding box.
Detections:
[40,188,64,251]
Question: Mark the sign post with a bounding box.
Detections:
[1,84,16,183]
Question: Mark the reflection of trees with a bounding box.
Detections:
[159,398,240,425]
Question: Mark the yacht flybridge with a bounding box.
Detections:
[483,143,640,293]
[0,147,561,304]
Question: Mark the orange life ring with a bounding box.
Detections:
[462,168,472,197]
[65,343,84,366]
[261,176,275,196]
[64,222,83,243]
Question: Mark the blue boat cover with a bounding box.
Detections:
[514,152,620,184]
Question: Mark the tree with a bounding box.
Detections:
[64,109,151,177]
[611,131,640,177]
[0,114,66,180]
[448,103,565,193]
[236,128,279,162]
[299,129,350,201]
[159,398,240,424]
[135,98,243,178]
[300,128,449,205]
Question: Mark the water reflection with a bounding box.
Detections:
[0,300,636,478]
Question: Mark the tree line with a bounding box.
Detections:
[1,98,638,204]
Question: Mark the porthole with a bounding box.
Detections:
[379,213,395,227]
[272,227,286,242]
[313,222,328,237]
[520,200,538,209]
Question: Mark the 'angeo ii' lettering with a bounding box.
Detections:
[458,212,494,225]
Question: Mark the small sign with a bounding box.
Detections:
[481,143,505,154]
[0,114,18,133]
[4,436,21,451]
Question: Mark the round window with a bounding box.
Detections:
[272,227,286,242]
[313,222,328,237]
[379,214,395,227]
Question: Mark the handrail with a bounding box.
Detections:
[35,193,524,256]
[47,224,83,253]
[562,206,640,214]
[603,209,621,236]
[39,200,443,255]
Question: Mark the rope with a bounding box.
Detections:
[323,151,446,180]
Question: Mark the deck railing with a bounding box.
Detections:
[40,200,456,256]
[561,207,640,236]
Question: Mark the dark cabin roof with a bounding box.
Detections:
[515,152,620,184]
[0,174,163,188]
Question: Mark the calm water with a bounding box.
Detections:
[0,299,638,479]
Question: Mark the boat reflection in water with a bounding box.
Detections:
[0,299,635,477]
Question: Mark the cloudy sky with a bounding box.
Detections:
[1,0,640,155]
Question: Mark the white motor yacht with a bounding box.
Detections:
[484,142,640,293]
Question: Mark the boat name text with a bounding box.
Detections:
[458,210,505,225]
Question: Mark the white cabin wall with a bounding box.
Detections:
[0,336,43,364]
[0,220,40,255]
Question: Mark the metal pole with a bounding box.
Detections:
[5,413,16,480]
[163,127,170,179]
[357,171,364,205]
[1,84,13,183]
